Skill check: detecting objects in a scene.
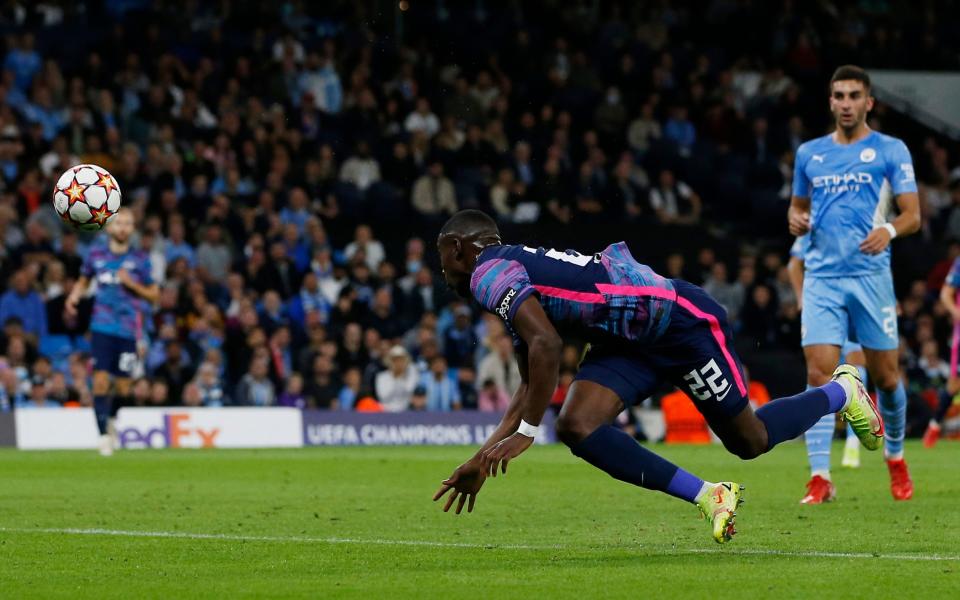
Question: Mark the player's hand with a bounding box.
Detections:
[117,268,136,288]
[480,432,534,477]
[787,207,810,236]
[64,294,79,319]
[433,456,486,514]
[859,227,892,255]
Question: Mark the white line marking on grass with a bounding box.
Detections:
[1,527,958,562]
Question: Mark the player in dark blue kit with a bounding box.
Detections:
[432,210,883,543]
[65,210,158,456]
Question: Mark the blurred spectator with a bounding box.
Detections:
[421,355,460,411]
[444,305,478,368]
[278,372,307,409]
[304,353,341,409]
[476,332,522,397]
[374,345,418,412]
[344,225,385,272]
[477,378,510,412]
[235,356,275,407]
[0,269,46,341]
[339,140,380,192]
[195,223,232,283]
[649,169,702,226]
[404,98,440,139]
[412,160,457,218]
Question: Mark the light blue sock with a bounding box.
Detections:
[846,366,870,442]
[878,380,907,459]
[803,385,835,477]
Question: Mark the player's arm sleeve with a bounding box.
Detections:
[470,258,538,330]
[80,257,94,280]
[791,145,811,198]
[886,139,918,196]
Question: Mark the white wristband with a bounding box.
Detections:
[516,419,539,438]
[882,223,897,239]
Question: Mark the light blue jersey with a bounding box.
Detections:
[793,130,917,277]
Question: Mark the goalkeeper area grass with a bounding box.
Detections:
[1,441,958,598]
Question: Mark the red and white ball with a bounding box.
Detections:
[52,164,122,231]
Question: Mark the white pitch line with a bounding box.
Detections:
[0,527,957,562]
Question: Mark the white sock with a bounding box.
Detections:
[835,377,858,411]
[694,481,715,502]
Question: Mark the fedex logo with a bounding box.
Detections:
[119,413,221,449]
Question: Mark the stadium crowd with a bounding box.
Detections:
[0,1,958,433]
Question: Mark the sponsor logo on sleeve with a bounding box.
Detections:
[497,288,517,320]
[900,163,915,183]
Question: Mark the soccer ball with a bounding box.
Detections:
[52,164,122,231]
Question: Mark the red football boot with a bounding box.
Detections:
[886,458,914,501]
[922,422,941,449]
[800,475,836,504]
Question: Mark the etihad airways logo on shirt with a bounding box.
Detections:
[497,289,517,320]
[811,172,873,187]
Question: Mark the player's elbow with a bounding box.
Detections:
[528,333,562,362]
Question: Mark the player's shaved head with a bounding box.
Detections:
[439,209,499,240]
[437,210,502,298]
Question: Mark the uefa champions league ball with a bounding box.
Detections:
[52,164,122,231]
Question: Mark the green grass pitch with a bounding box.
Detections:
[1,440,958,598]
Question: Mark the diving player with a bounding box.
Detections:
[788,65,920,500]
[65,210,158,455]
[431,209,883,544]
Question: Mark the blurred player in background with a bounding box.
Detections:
[432,210,883,544]
[788,65,920,501]
[65,210,158,455]
[788,235,868,480]
[929,258,960,446]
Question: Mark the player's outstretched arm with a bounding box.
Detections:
[432,376,528,514]
[64,276,89,319]
[117,269,160,303]
[479,297,561,477]
[787,196,811,236]
[859,192,921,254]
[786,255,805,312]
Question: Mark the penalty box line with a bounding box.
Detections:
[0,527,957,562]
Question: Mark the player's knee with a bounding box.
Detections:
[92,371,111,395]
[873,370,900,392]
[806,364,832,387]
[555,413,594,447]
[724,435,765,460]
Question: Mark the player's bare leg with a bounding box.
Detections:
[863,347,913,500]
[556,381,742,543]
[800,344,842,503]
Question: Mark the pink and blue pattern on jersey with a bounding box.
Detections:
[470,243,676,345]
[81,242,154,342]
[596,242,675,341]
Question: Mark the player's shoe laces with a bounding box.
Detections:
[834,365,883,451]
[696,482,744,544]
[922,422,941,449]
[886,458,914,501]
[800,475,836,505]
[841,442,860,468]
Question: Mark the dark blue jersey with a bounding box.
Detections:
[470,242,676,345]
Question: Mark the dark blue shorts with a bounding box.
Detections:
[575,280,749,421]
[91,332,139,378]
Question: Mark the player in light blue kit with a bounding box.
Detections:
[788,235,871,486]
[788,65,920,501]
[65,210,158,456]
